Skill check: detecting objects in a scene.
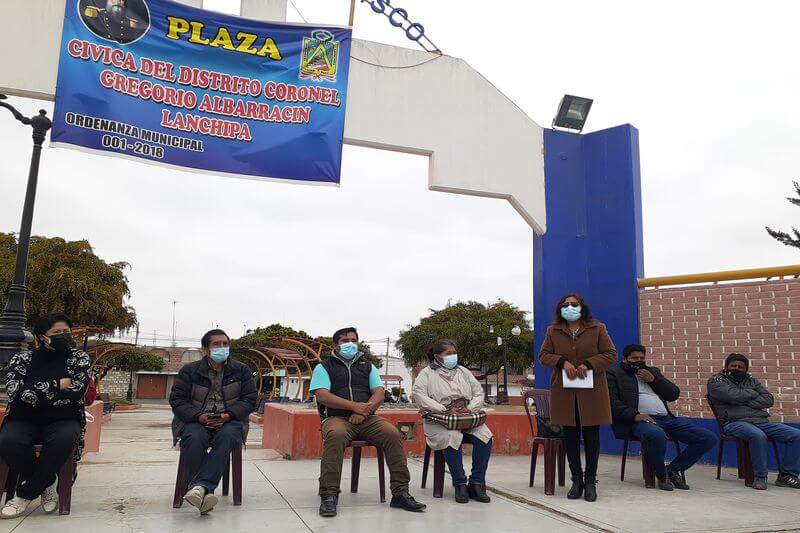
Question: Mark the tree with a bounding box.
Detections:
[99,346,166,379]
[233,323,382,368]
[766,181,800,249]
[396,300,533,373]
[0,233,137,330]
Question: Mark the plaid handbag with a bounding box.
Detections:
[423,399,487,431]
[423,410,487,431]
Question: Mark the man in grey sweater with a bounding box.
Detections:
[707,353,800,490]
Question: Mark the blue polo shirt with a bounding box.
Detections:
[310,362,383,391]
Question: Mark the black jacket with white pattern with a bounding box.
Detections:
[3,347,91,461]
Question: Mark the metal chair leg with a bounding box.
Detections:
[350,446,362,494]
[421,445,431,489]
[377,448,386,503]
[621,440,629,482]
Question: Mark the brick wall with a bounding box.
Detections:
[99,369,131,398]
[640,279,800,423]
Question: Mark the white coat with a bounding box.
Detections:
[412,365,493,451]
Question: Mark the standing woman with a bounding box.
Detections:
[0,314,90,518]
[538,294,617,502]
[412,340,493,504]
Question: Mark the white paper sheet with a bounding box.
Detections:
[562,369,594,389]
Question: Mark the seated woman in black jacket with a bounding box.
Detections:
[607,344,716,491]
[0,314,90,519]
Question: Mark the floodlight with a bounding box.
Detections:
[553,95,593,132]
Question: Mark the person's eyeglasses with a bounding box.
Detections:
[561,302,581,308]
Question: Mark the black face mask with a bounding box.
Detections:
[624,360,647,373]
[727,369,748,382]
[47,333,74,353]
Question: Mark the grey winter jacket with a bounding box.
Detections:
[706,372,773,425]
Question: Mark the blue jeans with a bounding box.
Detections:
[180,421,244,493]
[632,416,717,478]
[442,433,492,486]
[724,421,800,477]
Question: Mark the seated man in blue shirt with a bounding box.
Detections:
[311,327,426,517]
[607,344,717,490]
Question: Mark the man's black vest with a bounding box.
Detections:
[317,355,373,420]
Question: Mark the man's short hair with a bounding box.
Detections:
[332,327,358,345]
[725,352,749,369]
[622,344,646,359]
[33,313,73,337]
[201,329,230,348]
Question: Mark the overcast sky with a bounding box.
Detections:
[2,0,799,348]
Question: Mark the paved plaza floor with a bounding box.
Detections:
[1,404,797,532]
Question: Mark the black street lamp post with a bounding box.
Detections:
[490,325,522,406]
[0,95,52,365]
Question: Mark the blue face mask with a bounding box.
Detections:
[209,347,230,363]
[560,304,582,322]
[440,354,458,369]
[338,342,358,360]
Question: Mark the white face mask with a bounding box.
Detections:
[440,354,458,369]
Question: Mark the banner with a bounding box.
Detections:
[51,0,352,184]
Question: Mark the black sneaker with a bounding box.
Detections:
[775,473,800,489]
[657,477,674,491]
[389,492,427,512]
[319,495,338,517]
[668,469,690,490]
[753,476,768,490]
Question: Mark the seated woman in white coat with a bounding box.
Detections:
[412,339,493,504]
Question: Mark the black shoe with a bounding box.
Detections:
[583,475,597,502]
[775,473,800,489]
[454,484,469,503]
[567,475,584,499]
[668,469,690,490]
[657,477,674,491]
[390,492,427,512]
[319,495,338,517]
[753,476,768,490]
[467,483,491,503]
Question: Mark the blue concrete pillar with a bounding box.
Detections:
[533,125,644,389]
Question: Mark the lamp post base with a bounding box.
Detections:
[0,283,33,365]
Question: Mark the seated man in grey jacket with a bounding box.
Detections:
[707,353,800,490]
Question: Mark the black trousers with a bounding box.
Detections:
[0,419,81,500]
[180,421,243,494]
[562,401,601,479]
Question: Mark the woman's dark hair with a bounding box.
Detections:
[332,327,358,345]
[426,339,457,362]
[201,329,230,348]
[725,352,749,370]
[552,293,592,324]
[33,313,73,337]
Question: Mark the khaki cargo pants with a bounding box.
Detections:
[318,415,411,497]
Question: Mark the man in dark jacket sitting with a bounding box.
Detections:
[169,329,257,514]
[607,344,716,490]
[707,353,800,490]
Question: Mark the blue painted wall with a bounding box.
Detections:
[534,125,644,389]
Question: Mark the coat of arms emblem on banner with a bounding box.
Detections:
[299,29,340,82]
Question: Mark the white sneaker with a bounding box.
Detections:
[41,480,58,514]
[0,497,31,519]
[184,485,218,515]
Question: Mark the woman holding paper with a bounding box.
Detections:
[538,294,617,502]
